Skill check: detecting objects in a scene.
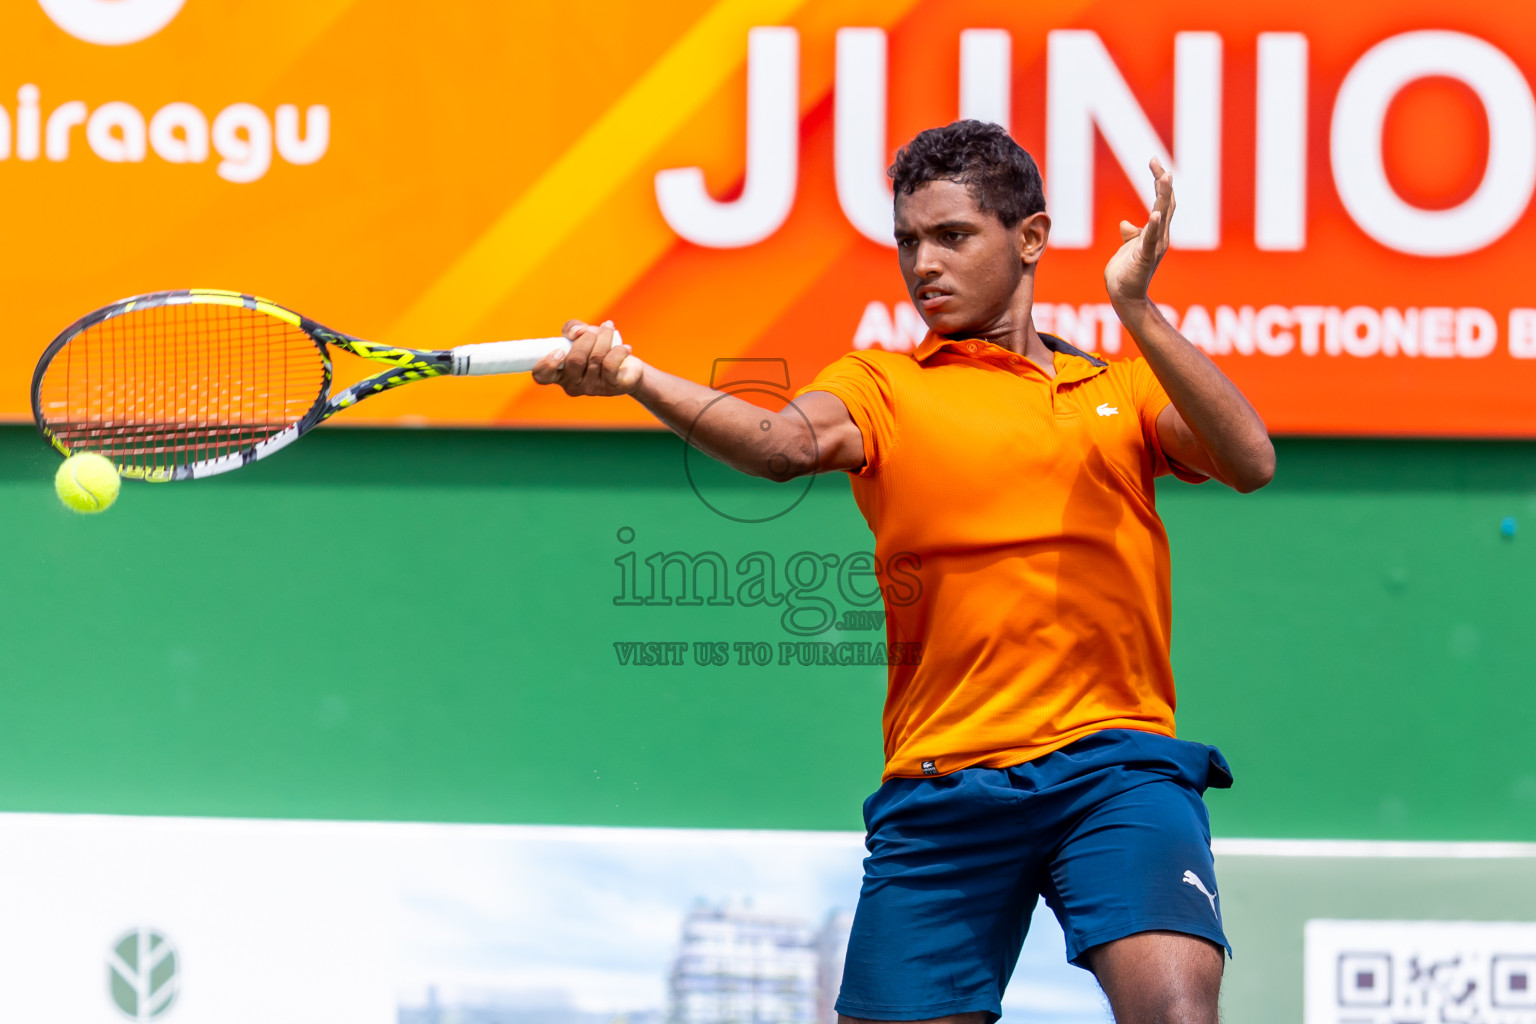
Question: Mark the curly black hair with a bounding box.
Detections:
[888,120,1045,228]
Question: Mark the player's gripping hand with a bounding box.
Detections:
[531,319,645,397]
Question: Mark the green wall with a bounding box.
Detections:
[2,426,1533,839]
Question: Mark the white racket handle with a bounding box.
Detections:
[449,337,574,376]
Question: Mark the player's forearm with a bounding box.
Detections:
[1115,298,1275,491]
[631,368,814,479]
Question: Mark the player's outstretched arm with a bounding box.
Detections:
[530,320,865,479]
[1104,159,1276,493]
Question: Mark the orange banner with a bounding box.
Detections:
[4,0,1535,435]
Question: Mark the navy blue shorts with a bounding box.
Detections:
[836,729,1234,1022]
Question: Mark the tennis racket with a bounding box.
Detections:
[32,289,579,482]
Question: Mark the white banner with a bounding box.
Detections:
[0,814,397,1023]
[1305,920,1536,1024]
[0,814,1103,1024]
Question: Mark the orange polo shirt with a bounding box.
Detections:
[798,331,1206,780]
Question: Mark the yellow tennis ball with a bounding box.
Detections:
[55,453,121,514]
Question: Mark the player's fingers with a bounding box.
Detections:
[560,322,602,394]
[603,344,641,393]
[562,321,595,371]
[1149,159,1173,222]
[580,321,618,395]
[1140,210,1162,260]
[1119,220,1140,242]
[530,347,568,385]
[552,321,596,384]
[1157,194,1175,256]
[600,338,631,384]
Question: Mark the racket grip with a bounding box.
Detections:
[449,337,573,375]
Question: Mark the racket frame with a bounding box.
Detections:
[32,289,461,482]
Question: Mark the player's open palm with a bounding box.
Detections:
[1105,158,1175,306]
[532,320,645,397]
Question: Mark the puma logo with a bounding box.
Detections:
[1182,869,1218,917]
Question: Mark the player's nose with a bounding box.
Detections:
[912,240,944,276]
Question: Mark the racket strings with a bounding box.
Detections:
[37,302,325,474]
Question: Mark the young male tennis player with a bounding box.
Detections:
[534,120,1274,1024]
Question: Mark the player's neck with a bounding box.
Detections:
[942,280,1056,378]
[998,292,1056,379]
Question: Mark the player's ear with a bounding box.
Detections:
[1018,211,1050,266]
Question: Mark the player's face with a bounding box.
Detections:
[894,179,1030,337]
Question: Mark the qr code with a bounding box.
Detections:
[1306,920,1536,1024]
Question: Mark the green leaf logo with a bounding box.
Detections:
[107,928,179,1020]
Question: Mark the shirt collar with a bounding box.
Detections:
[914,330,1109,381]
